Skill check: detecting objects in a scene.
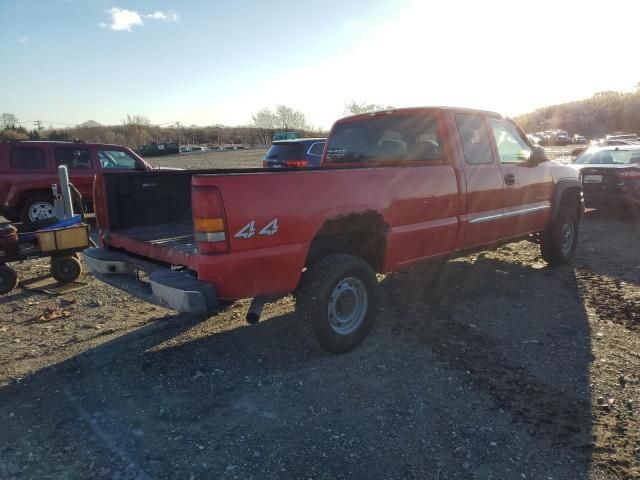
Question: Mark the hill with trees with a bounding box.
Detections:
[515,85,640,137]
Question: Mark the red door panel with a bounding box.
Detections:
[500,163,553,237]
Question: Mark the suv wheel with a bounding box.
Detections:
[295,254,379,353]
[20,193,55,223]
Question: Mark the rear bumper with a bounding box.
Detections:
[83,248,217,314]
[583,191,640,209]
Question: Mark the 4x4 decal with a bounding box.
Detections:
[234,219,278,239]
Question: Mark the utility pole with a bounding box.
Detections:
[34,120,43,132]
[176,122,181,145]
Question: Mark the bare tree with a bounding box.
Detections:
[0,128,28,140]
[122,114,151,148]
[275,105,307,132]
[74,120,103,142]
[344,101,390,116]
[0,113,19,130]
[252,108,277,146]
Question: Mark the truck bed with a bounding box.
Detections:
[115,223,196,255]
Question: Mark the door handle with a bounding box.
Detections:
[504,173,516,185]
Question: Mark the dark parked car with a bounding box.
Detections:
[555,130,570,146]
[572,146,640,210]
[262,138,326,168]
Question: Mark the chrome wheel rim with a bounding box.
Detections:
[328,277,367,335]
[560,222,574,256]
[29,202,54,221]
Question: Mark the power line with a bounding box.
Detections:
[24,120,76,126]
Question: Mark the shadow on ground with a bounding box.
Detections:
[0,250,596,480]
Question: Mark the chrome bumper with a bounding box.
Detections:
[82,248,217,315]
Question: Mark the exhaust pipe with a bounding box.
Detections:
[246,297,266,324]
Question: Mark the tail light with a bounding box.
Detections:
[192,186,229,254]
[285,160,308,168]
[615,168,640,179]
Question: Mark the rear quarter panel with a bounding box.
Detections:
[192,165,459,297]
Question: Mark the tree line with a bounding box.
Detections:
[515,84,640,137]
[0,108,322,149]
[0,100,390,148]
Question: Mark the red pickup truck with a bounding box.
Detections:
[0,140,152,223]
[84,107,583,353]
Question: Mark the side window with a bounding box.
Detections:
[9,147,46,169]
[455,114,494,164]
[98,149,139,169]
[490,119,531,164]
[54,148,92,170]
[307,142,325,156]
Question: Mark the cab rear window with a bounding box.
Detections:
[9,147,46,169]
[264,143,304,162]
[326,115,442,163]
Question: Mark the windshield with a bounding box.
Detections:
[574,149,640,165]
[98,149,145,170]
[326,114,442,163]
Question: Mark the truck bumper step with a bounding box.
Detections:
[82,248,217,315]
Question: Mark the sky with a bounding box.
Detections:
[1,0,639,130]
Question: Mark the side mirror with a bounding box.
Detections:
[530,145,548,165]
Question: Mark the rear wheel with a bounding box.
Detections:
[20,193,55,224]
[295,254,379,353]
[541,209,578,266]
[0,265,18,295]
[51,255,82,283]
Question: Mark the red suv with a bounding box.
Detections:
[0,140,153,223]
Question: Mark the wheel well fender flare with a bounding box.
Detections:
[18,189,54,209]
[305,210,389,271]
[549,179,583,223]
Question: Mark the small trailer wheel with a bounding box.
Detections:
[0,265,19,295]
[51,255,82,284]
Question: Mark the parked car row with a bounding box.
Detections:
[179,145,251,153]
[527,130,640,148]
[528,131,591,146]
[599,133,640,146]
[527,130,570,146]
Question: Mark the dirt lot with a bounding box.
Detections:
[1,150,639,479]
[147,149,266,170]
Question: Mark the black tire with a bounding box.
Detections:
[295,254,379,353]
[0,265,18,295]
[51,255,82,283]
[20,192,55,224]
[541,209,578,266]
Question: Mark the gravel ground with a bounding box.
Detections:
[0,149,638,479]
